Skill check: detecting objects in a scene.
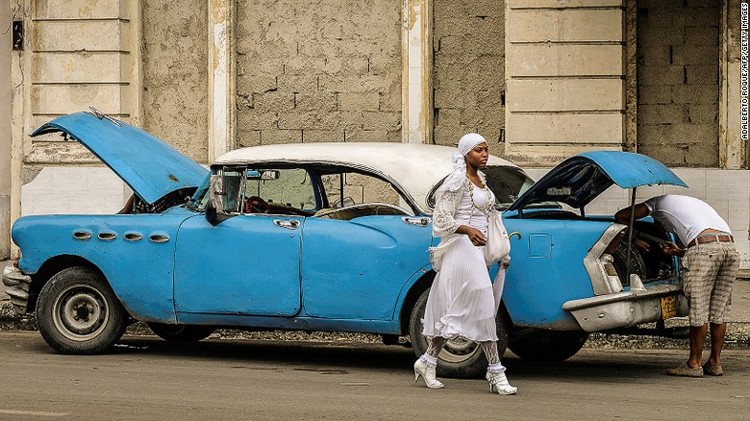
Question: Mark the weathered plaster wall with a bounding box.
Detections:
[637,0,720,167]
[234,0,402,146]
[141,1,209,163]
[432,0,505,155]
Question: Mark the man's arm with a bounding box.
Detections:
[614,203,651,225]
[614,203,652,251]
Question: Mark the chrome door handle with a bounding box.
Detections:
[402,217,430,227]
[273,219,300,230]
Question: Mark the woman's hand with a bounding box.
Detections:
[500,256,511,269]
[458,225,486,246]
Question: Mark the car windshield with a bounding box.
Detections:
[428,165,541,211]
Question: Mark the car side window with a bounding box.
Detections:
[243,168,317,215]
[320,172,401,208]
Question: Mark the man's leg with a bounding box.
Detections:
[687,324,708,368]
[707,322,727,367]
[706,244,739,369]
[681,247,715,370]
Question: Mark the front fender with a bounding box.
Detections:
[12,214,192,322]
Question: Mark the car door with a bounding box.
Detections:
[171,166,314,318]
[301,214,432,320]
[172,213,303,317]
[300,171,433,321]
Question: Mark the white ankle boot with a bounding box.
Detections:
[486,370,517,395]
[414,359,444,389]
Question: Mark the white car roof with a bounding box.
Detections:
[214,142,518,213]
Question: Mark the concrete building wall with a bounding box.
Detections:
[637,0,720,167]
[234,0,402,146]
[432,0,506,156]
[141,1,209,163]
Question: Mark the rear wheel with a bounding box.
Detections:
[612,241,647,287]
[508,329,588,362]
[36,267,127,354]
[408,289,510,379]
[147,323,215,343]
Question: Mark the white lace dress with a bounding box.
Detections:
[422,181,506,342]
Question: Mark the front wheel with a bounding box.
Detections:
[36,266,128,354]
[408,289,510,379]
[508,329,588,362]
[147,323,215,343]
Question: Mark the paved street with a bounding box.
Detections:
[0,331,749,421]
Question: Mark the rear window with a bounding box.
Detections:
[427,165,535,210]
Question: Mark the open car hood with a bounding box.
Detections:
[32,111,208,204]
[507,151,687,212]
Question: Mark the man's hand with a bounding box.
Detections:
[660,241,684,257]
[633,237,650,252]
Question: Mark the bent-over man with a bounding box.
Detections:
[615,194,739,377]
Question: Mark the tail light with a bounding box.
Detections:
[603,230,625,255]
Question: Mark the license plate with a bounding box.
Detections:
[660,296,678,319]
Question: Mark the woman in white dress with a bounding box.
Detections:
[413,133,517,395]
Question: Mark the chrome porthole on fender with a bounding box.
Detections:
[72,230,92,241]
[149,232,170,243]
[97,231,117,241]
[123,231,144,241]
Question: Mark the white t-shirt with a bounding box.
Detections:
[643,194,731,245]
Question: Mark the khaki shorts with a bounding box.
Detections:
[681,242,740,326]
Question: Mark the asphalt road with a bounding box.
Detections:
[1,331,748,421]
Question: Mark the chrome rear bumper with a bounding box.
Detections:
[562,284,688,332]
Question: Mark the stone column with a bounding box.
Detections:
[721,0,747,168]
[1,1,12,260]
[208,0,235,162]
[402,0,433,144]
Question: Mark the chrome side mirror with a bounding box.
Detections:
[206,174,229,225]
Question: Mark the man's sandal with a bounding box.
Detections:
[665,362,703,377]
[702,362,723,376]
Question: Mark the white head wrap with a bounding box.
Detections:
[434,133,488,200]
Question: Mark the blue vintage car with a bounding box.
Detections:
[3,112,689,378]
